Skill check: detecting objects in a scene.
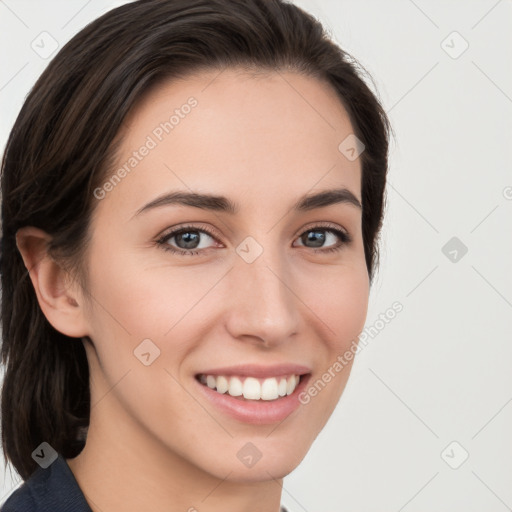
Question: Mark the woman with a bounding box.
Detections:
[0,0,391,510]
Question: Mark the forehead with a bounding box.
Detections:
[96,68,362,219]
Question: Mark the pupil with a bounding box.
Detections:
[177,231,199,249]
[305,230,325,248]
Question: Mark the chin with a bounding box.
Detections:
[217,458,302,483]
[197,437,312,483]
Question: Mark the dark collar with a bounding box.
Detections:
[1,453,92,512]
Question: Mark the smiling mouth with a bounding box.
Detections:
[195,373,306,401]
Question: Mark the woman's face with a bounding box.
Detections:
[78,68,369,481]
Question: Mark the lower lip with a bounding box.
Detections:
[195,374,311,425]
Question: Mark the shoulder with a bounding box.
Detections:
[1,465,49,512]
[1,483,36,511]
[1,454,92,512]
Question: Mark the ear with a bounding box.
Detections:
[15,226,90,338]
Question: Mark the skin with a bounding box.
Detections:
[16,67,369,512]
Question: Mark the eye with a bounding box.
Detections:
[156,222,352,256]
[156,224,220,256]
[293,222,352,254]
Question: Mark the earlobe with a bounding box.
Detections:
[15,226,90,338]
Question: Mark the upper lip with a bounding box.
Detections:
[196,363,312,378]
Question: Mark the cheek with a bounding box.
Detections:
[334,276,369,348]
[307,262,369,351]
[300,264,369,416]
[86,247,220,341]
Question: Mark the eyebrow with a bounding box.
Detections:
[132,187,361,219]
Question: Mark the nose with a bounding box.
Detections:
[223,244,300,348]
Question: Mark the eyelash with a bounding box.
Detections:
[156,222,352,257]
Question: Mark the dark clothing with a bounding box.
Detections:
[1,454,92,511]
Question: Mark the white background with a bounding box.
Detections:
[1,1,511,511]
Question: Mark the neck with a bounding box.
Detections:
[67,384,284,512]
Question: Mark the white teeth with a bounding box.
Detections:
[286,375,296,395]
[261,378,279,400]
[228,376,243,397]
[216,375,229,394]
[278,378,287,397]
[243,377,261,399]
[206,375,216,389]
[199,373,302,401]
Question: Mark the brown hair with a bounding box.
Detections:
[0,0,391,480]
